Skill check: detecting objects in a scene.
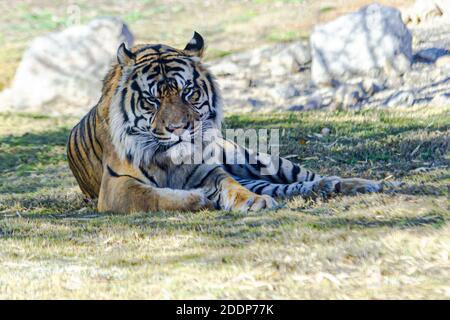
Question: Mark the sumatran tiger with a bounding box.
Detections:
[67,32,383,213]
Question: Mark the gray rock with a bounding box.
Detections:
[289,94,324,111]
[361,78,387,96]
[414,48,450,62]
[430,92,450,106]
[209,61,240,76]
[246,41,311,77]
[305,95,323,110]
[267,42,311,76]
[385,90,416,107]
[332,84,367,110]
[269,84,301,100]
[436,55,450,68]
[321,127,331,136]
[310,4,412,86]
[247,98,265,108]
[0,17,133,115]
[288,104,305,111]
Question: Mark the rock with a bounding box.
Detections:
[0,17,133,115]
[209,61,240,76]
[247,98,265,108]
[385,90,416,107]
[267,42,311,76]
[436,55,450,67]
[305,95,323,110]
[246,41,310,76]
[321,127,331,136]
[310,4,412,86]
[288,94,323,111]
[402,0,450,25]
[332,84,367,110]
[288,104,305,111]
[269,84,301,100]
[414,48,450,63]
[430,93,450,106]
[361,78,387,96]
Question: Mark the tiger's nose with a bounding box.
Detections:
[166,122,190,134]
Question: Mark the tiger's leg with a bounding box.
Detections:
[219,139,382,199]
[183,164,277,212]
[235,176,382,199]
[97,168,212,213]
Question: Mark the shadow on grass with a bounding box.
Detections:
[307,212,446,231]
[0,127,70,147]
[0,127,70,174]
[0,210,300,247]
[1,207,447,248]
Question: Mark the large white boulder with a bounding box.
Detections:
[0,17,133,115]
[310,3,413,86]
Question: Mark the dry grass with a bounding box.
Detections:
[0,105,448,299]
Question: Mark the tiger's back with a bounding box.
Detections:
[67,107,104,199]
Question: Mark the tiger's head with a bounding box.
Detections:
[109,32,222,166]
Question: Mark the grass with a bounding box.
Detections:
[0,105,449,299]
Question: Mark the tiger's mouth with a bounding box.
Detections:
[152,130,197,154]
[156,129,192,144]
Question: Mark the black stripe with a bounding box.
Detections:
[191,166,221,189]
[246,181,268,192]
[253,182,270,194]
[161,57,188,66]
[277,158,288,184]
[205,73,218,108]
[182,165,202,189]
[91,109,103,152]
[166,65,185,71]
[139,166,158,186]
[120,87,129,123]
[85,113,101,162]
[130,92,136,116]
[107,165,145,184]
[77,117,96,169]
[272,185,280,196]
[67,129,93,196]
[292,164,300,181]
[142,64,152,74]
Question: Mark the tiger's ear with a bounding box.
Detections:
[183,32,205,58]
[117,43,135,67]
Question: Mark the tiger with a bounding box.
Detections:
[67,32,383,214]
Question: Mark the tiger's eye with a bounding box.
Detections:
[183,87,192,95]
[191,90,200,100]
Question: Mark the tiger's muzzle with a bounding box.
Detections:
[150,94,198,144]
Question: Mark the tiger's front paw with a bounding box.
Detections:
[298,176,383,199]
[222,187,277,213]
[188,189,215,211]
[338,178,382,195]
[240,194,278,212]
[164,188,214,212]
[220,177,277,212]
